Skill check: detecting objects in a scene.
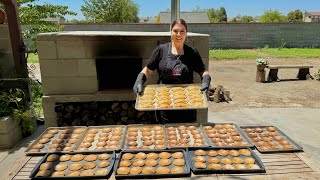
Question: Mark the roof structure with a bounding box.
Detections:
[159,12,210,23]
[305,12,320,16]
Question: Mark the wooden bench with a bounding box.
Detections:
[266,65,313,82]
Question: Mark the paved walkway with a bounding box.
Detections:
[208,107,320,169]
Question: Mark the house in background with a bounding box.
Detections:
[304,12,320,22]
[159,12,210,23]
[40,17,66,24]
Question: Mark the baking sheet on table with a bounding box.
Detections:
[240,125,303,153]
[201,123,254,148]
[114,149,190,179]
[29,150,115,179]
[25,126,87,156]
[165,123,210,149]
[135,84,208,111]
[122,124,167,150]
[187,147,266,174]
[73,125,126,152]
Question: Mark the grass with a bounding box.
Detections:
[209,49,261,59]
[258,48,320,58]
[27,53,39,63]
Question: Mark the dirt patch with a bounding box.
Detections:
[208,58,320,113]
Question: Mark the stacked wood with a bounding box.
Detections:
[54,101,156,126]
[208,85,231,103]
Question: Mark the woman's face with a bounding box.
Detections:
[171,23,187,45]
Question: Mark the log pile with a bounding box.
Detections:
[55,102,156,126]
[208,85,231,103]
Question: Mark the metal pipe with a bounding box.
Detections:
[171,0,180,23]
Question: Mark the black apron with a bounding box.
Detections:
[156,43,196,124]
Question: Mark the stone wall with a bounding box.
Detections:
[0,25,16,78]
[64,23,320,49]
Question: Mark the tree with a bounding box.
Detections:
[259,10,286,23]
[81,0,139,23]
[217,7,227,22]
[207,7,227,23]
[241,15,255,23]
[287,10,303,23]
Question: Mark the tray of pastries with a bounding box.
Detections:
[73,125,126,152]
[202,123,254,148]
[29,151,115,178]
[115,149,191,179]
[240,126,303,153]
[25,126,87,155]
[165,123,210,149]
[123,124,167,150]
[187,147,266,174]
[135,84,208,111]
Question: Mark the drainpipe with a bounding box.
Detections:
[171,0,180,23]
[1,0,28,78]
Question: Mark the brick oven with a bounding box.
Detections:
[37,31,209,127]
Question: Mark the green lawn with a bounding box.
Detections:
[258,48,320,58]
[27,53,39,63]
[209,49,262,59]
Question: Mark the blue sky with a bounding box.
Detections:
[36,0,320,20]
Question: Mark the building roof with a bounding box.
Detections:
[40,17,66,24]
[305,12,320,16]
[159,12,210,23]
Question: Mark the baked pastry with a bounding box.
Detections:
[110,136,121,141]
[99,133,109,137]
[282,145,294,149]
[79,142,92,148]
[69,162,83,171]
[48,129,59,134]
[63,147,73,151]
[144,159,157,167]
[95,147,106,150]
[95,168,108,176]
[80,169,95,176]
[207,157,220,164]
[71,154,84,162]
[172,152,184,159]
[35,170,51,177]
[85,133,96,138]
[194,162,206,169]
[129,167,142,175]
[83,162,96,169]
[142,167,156,174]
[120,160,132,167]
[39,138,50,144]
[128,127,138,132]
[54,163,68,171]
[59,154,71,162]
[59,134,70,139]
[66,171,80,176]
[43,134,54,139]
[239,149,251,156]
[195,149,206,156]
[98,160,110,168]
[231,136,243,141]
[171,166,184,174]
[207,150,218,157]
[247,164,260,169]
[159,152,171,159]
[73,128,85,134]
[146,153,158,159]
[40,162,52,170]
[159,159,171,166]
[220,158,232,165]
[222,164,235,170]
[173,159,185,166]
[266,127,277,132]
[84,154,98,162]
[208,163,222,170]
[98,153,110,160]
[273,136,283,141]
[32,144,45,149]
[194,156,206,162]
[51,171,64,177]
[143,140,153,146]
[152,126,163,131]
[133,159,145,167]
[232,157,244,164]
[212,137,222,143]
[88,129,98,134]
[102,128,112,133]
[117,167,130,175]
[217,149,229,157]
[126,136,137,141]
[229,150,240,157]
[156,166,171,174]
[96,141,107,147]
[244,157,255,164]
[83,137,94,143]
[122,153,134,160]
[235,164,247,170]
[46,154,59,162]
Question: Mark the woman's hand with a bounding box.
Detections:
[200,74,211,91]
[133,73,147,95]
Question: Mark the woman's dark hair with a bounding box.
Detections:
[171,19,188,31]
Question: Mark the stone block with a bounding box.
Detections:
[196,108,208,123]
[57,40,86,59]
[78,59,96,76]
[42,98,58,127]
[37,41,57,60]
[42,76,98,95]
[193,37,209,58]
[40,59,78,77]
[0,116,23,149]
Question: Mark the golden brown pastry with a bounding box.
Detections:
[129,167,142,175]
[159,159,171,166]
[145,159,158,167]
[71,154,84,162]
[122,153,134,160]
[244,157,255,164]
[51,171,64,177]
[282,144,294,149]
[142,167,156,174]
[172,152,184,159]
[247,164,260,169]
[146,153,159,159]
[207,157,220,164]
[39,138,50,144]
[85,133,96,138]
[102,127,113,133]
[222,164,235,170]
[95,168,108,176]
[83,137,94,143]
[98,153,110,160]
[159,152,171,159]
[235,164,247,170]
[63,147,73,151]
[83,162,96,169]
[73,128,85,134]
[266,127,277,132]
[220,158,232,165]
[88,129,98,134]
[217,149,229,156]
[98,160,110,168]
[43,134,54,139]
[171,166,184,174]
[194,149,207,156]
[66,171,80,176]
[84,154,98,162]
[239,149,251,156]
[135,152,147,159]
[229,150,240,157]
[132,159,145,167]
[59,134,70,139]
[207,150,218,157]
[232,157,244,164]
[152,126,163,131]
[35,170,51,177]
[194,156,206,162]
[69,162,83,171]
[117,167,130,175]
[59,154,71,162]
[173,159,185,166]
[156,166,171,174]
[194,162,206,169]
[54,163,68,171]
[208,163,222,170]
[80,169,95,176]
[40,162,52,170]
[120,160,132,167]
[46,154,59,162]
[48,129,59,134]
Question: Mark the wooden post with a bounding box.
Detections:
[268,69,279,82]
[256,65,266,82]
[297,68,309,80]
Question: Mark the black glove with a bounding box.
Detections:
[133,73,147,95]
[200,75,211,91]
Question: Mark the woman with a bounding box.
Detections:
[133,19,211,124]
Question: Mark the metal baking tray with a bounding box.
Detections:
[73,125,126,153]
[240,125,303,153]
[135,84,208,111]
[165,123,210,149]
[114,149,191,179]
[122,124,167,150]
[25,126,87,156]
[201,123,254,148]
[29,150,115,179]
[187,147,266,174]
